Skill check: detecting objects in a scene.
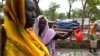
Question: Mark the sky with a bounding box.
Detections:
[39,0,82,13]
[0,0,82,13]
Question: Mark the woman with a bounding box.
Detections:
[1,0,50,56]
[34,15,73,56]
[87,22,98,53]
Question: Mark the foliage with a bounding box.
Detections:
[49,2,60,12]
[40,0,100,21]
[48,2,60,20]
[90,15,96,21]
[71,9,82,18]
[67,0,77,5]
[89,7,100,20]
[67,0,77,18]
[86,0,100,20]
[41,9,67,20]
[57,13,66,19]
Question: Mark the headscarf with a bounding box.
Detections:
[34,15,56,56]
[88,22,98,35]
[3,0,50,56]
[88,22,98,40]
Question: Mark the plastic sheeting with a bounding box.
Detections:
[56,19,80,29]
[95,20,100,31]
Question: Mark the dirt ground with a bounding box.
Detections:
[56,48,100,56]
[55,29,100,56]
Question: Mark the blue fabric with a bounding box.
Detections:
[96,24,100,31]
[95,20,100,31]
[56,19,80,29]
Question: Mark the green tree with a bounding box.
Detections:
[78,0,100,30]
[79,0,88,30]
[40,9,67,20]
[89,7,100,20]
[67,0,77,19]
[86,0,100,18]
[90,15,96,21]
[71,9,82,18]
[57,13,66,19]
[48,2,60,20]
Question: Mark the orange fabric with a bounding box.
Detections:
[88,22,97,37]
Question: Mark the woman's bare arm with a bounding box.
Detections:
[53,31,72,40]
